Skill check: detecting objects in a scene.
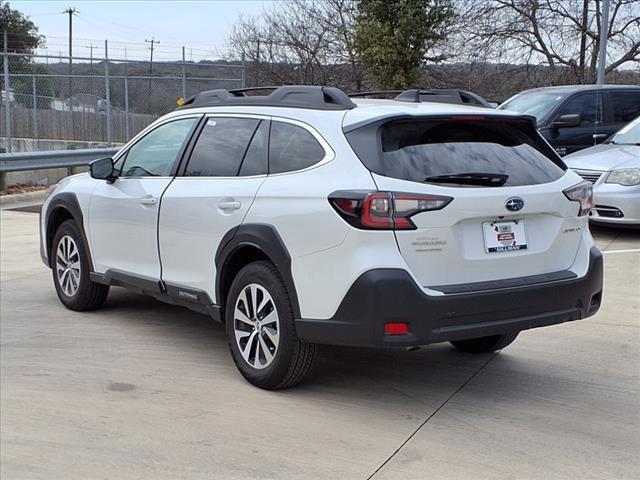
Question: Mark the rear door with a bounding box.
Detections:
[347,115,585,288]
[158,115,269,303]
[603,90,640,139]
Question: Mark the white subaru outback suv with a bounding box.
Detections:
[40,86,603,389]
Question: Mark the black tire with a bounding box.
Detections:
[450,332,519,354]
[225,261,317,390]
[51,219,109,311]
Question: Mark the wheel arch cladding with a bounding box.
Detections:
[45,192,94,270]
[215,224,301,321]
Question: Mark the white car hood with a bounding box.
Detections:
[563,144,640,171]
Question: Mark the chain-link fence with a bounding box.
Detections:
[1,34,245,153]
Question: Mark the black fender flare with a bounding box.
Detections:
[215,224,301,319]
[44,192,94,270]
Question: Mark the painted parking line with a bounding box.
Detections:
[602,248,640,254]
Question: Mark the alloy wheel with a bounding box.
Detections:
[233,283,280,369]
[56,235,81,297]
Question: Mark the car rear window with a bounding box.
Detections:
[347,117,565,187]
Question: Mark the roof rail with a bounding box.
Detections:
[348,90,404,98]
[178,85,356,111]
[348,89,492,108]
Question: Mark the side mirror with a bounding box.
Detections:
[552,113,581,128]
[89,157,117,182]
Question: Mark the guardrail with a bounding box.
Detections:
[0,147,120,173]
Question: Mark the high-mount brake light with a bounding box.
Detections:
[563,181,593,216]
[329,191,452,230]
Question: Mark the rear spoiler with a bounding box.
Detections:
[342,113,538,134]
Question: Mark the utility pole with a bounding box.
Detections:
[145,37,159,74]
[596,0,610,84]
[145,38,159,103]
[85,43,96,65]
[63,7,78,100]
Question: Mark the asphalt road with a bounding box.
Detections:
[1,208,639,480]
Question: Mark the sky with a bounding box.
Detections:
[9,1,275,61]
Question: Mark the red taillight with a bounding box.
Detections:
[329,191,452,230]
[563,181,593,216]
[333,198,359,215]
[384,322,410,335]
[361,192,393,228]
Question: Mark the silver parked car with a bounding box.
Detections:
[563,116,640,226]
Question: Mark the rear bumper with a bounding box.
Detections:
[296,246,603,347]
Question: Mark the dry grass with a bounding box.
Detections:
[0,183,48,196]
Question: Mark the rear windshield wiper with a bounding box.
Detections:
[424,173,509,187]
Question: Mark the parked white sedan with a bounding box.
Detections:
[564,117,640,226]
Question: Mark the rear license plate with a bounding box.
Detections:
[482,220,527,253]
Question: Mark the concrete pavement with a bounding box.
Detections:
[1,209,639,479]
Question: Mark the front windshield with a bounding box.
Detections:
[499,91,568,122]
[611,117,640,145]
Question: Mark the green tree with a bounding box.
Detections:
[0,2,52,107]
[0,2,42,53]
[354,0,453,89]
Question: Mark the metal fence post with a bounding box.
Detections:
[124,60,130,140]
[3,31,12,154]
[32,74,38,144]
[104,40,112,146]
[241,54,247,88]
[181,46,187,100]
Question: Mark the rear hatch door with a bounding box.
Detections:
[346,114,585,288]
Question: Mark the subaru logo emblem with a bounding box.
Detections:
[505,197,525,212]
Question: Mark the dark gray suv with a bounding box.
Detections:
[499,85,640,156]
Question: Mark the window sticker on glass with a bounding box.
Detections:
[207,119,217,127]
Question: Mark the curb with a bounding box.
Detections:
[0,190,48,209]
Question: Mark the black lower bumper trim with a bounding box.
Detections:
[296,246,603,347]
[430,270,577,294]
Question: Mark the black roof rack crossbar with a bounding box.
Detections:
[178,85,356,111]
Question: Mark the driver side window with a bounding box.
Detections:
[555,93,603,126]
[118,118,197,177]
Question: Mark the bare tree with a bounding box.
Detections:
[454,0,640,84]
[227,0,363,91]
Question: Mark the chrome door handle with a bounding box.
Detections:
[139,196,157,206]
[218,200,241,211]
[593,134,608,139]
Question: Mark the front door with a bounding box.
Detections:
[88,116,199,279]
[544,92,604,156]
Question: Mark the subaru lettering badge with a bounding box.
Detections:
[505,197,525,212]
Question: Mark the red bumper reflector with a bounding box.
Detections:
[384,322,409,335]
